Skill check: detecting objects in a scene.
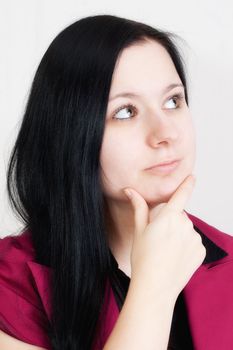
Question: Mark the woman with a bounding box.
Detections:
[0,14,232,350]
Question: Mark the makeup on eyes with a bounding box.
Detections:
[111,91,185,121]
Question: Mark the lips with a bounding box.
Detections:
[145,159,180,170]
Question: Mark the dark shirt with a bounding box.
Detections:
[109,224,228,349]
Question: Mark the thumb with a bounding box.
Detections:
[123,188,149,237]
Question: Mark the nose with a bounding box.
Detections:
[146,112,180,147]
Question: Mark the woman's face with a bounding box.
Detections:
[100,39,196,206]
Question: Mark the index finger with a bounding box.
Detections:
[165,175,196,212]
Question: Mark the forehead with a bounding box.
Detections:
[109,40,181,99]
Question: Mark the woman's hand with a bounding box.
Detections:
[123,174,206,298]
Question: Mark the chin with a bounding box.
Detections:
[146,193,172,207]
[144,174,185,205]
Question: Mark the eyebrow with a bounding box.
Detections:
[108,83,185,102]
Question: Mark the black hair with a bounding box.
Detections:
[6,14,189,350]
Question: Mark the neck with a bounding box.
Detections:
[104,197,134,276]
[103,194,165,277]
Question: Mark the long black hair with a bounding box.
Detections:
[6,14,189,350]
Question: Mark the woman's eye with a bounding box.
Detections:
[112,104,137,121]
[111,93,185,121]
[164,93,184,109]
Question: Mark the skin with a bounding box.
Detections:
[99,39,196,276]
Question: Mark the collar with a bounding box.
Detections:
[109,225,229,271]
[193,225,228,264]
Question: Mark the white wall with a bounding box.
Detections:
[0,0,232,237]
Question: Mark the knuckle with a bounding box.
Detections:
[198,242,206,253]
[183,217,193,229]
[201,244,207,254]
[194,232,202,241]
[186,219,194,229]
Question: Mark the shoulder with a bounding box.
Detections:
[0,229,35,265]
[0,229,52,314]
[0,230,52,349]
[0,229,37,304]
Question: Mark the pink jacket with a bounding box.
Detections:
[0,212,232,349]
[93,212,233,349]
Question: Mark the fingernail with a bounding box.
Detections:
[124,189,132,199]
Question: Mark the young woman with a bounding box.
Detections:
[0,14,232,350]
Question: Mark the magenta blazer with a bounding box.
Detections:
[0,212,232,349]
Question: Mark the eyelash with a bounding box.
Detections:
[112,92,185,121]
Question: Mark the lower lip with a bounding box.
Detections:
[146,160,180,174]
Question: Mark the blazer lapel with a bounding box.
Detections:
[183,212,233,349]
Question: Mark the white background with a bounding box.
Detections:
[0,0,232,237]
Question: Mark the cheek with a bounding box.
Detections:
[180,115,196,153]
[99,131,138,194]
[187,121,196,156]
[178,119,196,173]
